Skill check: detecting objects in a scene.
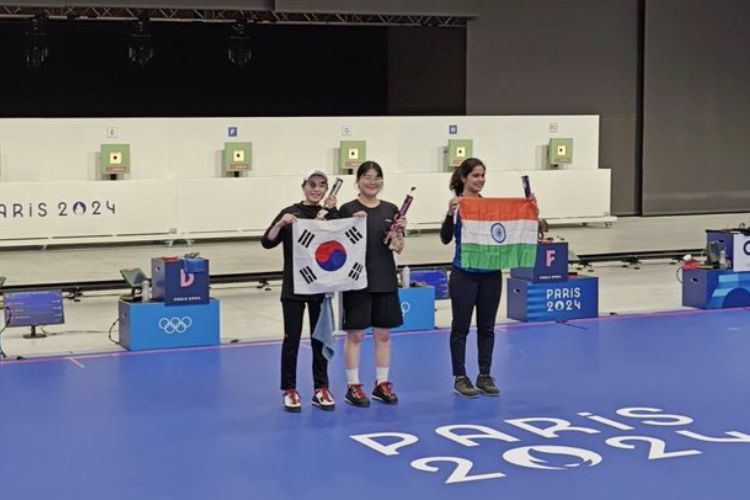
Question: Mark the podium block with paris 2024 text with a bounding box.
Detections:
[507,241,598,321]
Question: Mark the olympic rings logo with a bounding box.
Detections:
[158,316,193,334]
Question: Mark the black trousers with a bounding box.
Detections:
[280,299,329,390]
[448,267,502,377]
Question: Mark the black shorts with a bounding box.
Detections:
[342,290,404,331]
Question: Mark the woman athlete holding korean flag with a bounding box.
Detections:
[262,170,338,413]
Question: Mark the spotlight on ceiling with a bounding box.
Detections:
[128,15,154,68]
[25,14,49,68]
[228,20,251,67]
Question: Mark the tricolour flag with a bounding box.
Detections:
[458,197,537,270]
[293,217,368,295]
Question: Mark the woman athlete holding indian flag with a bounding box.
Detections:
[441,158,537,398]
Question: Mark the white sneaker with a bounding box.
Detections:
[283,389,302,412]
[312,387,336,411]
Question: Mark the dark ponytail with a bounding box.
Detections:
[449,157,485,196]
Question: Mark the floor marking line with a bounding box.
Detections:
[2,307,746,367]
[66,357,85,368]
[557,322,589,331]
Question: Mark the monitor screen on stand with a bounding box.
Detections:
[3,290,65,339]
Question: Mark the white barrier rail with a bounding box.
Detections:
[0,169,613,247]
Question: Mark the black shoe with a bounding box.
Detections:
[476,374,500,396]
[372,381,399,405]
[454,376,479,398]
[344,384,370,407]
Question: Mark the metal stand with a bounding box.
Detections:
[23,325,47,339]
[164,239,194,247]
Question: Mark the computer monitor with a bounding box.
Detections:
[3,290,65,338]
[120,268,147,288]
[119,268,149,302]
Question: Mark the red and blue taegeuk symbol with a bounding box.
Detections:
[315,240,347,271]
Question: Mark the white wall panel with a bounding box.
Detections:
[0,115,612,246]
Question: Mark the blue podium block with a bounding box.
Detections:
[409,268,449,299]
[682,269,750,309]
[507,275,598,322]
[118,298,220,351]
[392,286,435,333]
[151,257,210,306]
[510,241,568,283]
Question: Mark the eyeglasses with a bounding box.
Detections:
[360,176,383,182]
[306,181,328,189]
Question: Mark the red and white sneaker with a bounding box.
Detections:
[283,389,302,412]
[312,387,336,411]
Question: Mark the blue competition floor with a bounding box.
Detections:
[2,309,750,499]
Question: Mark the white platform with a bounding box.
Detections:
[1,213,749,359]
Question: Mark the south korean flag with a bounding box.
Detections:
[293,217,368,295]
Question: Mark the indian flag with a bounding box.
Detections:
[458,197,537,270]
